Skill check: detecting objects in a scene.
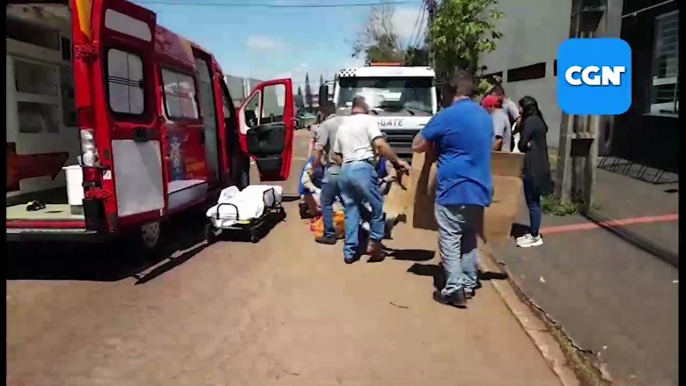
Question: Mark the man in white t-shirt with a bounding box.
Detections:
[333,96,409,264]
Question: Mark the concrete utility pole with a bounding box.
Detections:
[556,0,622,211]
[426,0,437,71]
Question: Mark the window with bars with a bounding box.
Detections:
[650,11,679,116]
[107,49,145,115]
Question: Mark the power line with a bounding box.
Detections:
[407,2,424,48]
[135,0,420,8]
[409,5,426,48]
[426,0,437,69]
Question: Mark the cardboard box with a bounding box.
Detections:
[391,151,524,242]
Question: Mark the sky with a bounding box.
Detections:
[133,0,426,92]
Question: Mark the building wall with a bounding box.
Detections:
[612,0,679,172]
[224,75,249,107]
[480,0,573,148]
[223,75,270,108]
[479,0,678,172]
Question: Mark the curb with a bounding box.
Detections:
[477,241,612,386]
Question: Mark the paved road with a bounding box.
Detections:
[6,129,561,386]
[493,166,679,386]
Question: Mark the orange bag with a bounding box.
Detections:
[311,211,346,238]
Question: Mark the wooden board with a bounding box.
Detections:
[397,151,525,242]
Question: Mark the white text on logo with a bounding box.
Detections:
[564,65,626,86]
[378,119,403,127]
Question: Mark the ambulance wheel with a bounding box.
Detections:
[125,221,162,260]
[140,222,161,249]
[205,223,218,245]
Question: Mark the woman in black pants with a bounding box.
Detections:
[515,96,553,248]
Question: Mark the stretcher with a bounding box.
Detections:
[205,185,286,244]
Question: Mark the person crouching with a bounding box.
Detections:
[298,154,325,219]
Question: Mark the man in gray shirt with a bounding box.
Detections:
[489,85,520,152]
[482,95,512,152]
[312,102,346,245]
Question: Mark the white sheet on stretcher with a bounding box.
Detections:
[206,185,283,228]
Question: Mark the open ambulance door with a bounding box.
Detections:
[89,0,165,235]
[237,79,295,181]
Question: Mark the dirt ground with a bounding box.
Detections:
[6,130,561,386]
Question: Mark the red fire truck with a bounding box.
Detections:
[6,0,295,253]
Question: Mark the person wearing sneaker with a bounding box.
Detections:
[412,71,493,308]
[516,96,553,248]
[312,102,346,245]
[333,96,410,264]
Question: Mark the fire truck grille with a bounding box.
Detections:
[382,129,420,156]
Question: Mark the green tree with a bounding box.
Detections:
[304,73,313,111]
[429,0,503,94]
[404,46,429,66]
[296,86,304,109]
[352,1,406,64]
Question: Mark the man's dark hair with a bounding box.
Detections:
[490,84,505,96]
[447,71,475,98]
[351,95,369,112]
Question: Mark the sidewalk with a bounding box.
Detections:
[492,166,679,386]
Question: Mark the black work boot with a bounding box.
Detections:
[433,288,467,308]
[315,235,337,245]
[299,202,310,219]
[383,215,395,239]
[367,240,386,262]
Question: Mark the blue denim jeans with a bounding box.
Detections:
[523,173,542,237]
[320,169,341,239]
[338,161,384,260]
[434,204,481,296]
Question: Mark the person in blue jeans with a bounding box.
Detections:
[412,71,494,308]
[312,102,346,244]
[332,96,409,264]
[515,96,553,248]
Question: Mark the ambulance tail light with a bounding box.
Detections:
[80,129,100,167]
[82,166,101,184]
[80,128,103,186]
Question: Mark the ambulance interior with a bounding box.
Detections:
[6,3,85,222]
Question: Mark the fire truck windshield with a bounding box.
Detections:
[336,77,434,116]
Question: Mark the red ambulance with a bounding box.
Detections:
[6,0,295,253]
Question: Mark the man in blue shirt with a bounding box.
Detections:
[412,71,494,308]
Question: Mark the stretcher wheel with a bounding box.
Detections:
[279,207,287,220]
[250,233,259,243]
[205,223,217,245]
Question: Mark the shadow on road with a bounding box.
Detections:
[407,263,508,291]
[7,207,288,283]
[7,211,209,283]
[387,248,435,261]
[582,210,679,268]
